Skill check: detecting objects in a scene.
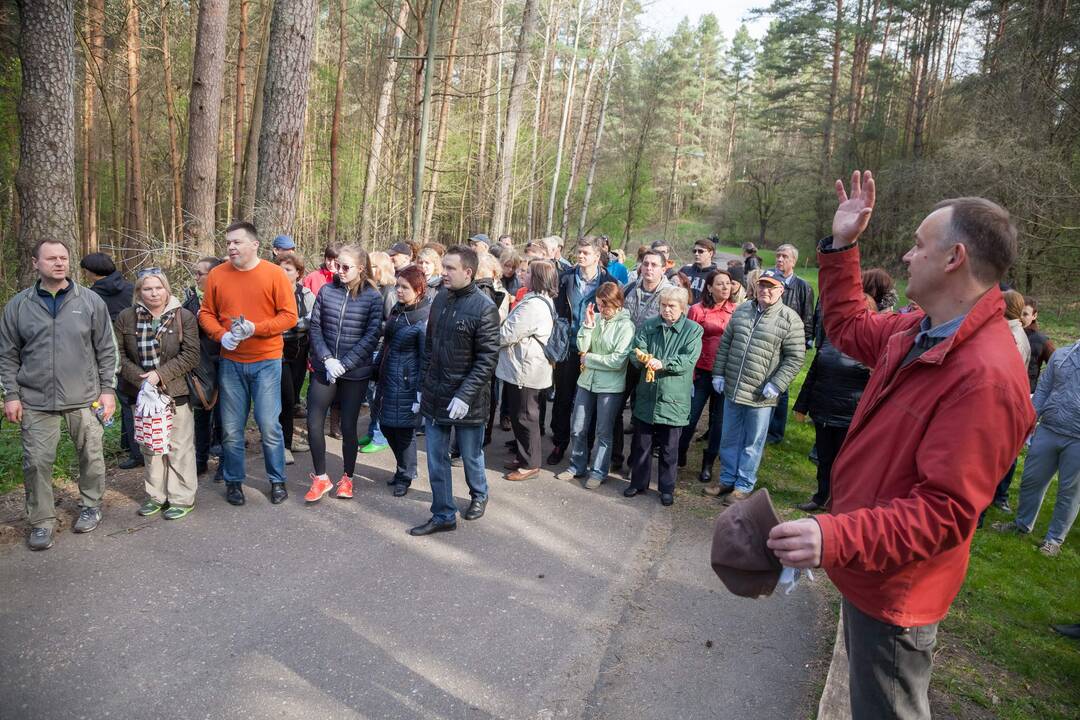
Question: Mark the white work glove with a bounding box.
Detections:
[231,316,255,340]
[220,331,241,351]
[447,397,469,420]
[135,384,167,417]
[324,358,346,381]
[762,382,780,399]
[411,392,421,414]
[712,376,725,395]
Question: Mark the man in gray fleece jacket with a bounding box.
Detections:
[0,239,118,551]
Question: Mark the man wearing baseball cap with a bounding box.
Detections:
[387,242,413,270]
[468,233,491,255]
[271,235,295,260]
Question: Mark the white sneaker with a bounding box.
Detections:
[284,448,295,466]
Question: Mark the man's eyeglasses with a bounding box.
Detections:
[138,267,164,279]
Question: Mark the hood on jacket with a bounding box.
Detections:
[92,271,133,297]
[134,295,184,316]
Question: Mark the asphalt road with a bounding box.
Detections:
[0,426,825,720]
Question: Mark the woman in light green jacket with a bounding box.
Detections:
[557,282,635,489]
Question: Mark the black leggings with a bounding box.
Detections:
[306,375,368,477]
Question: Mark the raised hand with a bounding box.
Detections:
[832,170,876,248]
[584,302,596,328]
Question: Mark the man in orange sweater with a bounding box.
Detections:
[199,221,298,507]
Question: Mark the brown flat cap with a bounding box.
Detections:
[710,488,783,598]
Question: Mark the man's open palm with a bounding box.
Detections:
[832,170,875,247]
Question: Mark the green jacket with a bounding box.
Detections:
[712,299,805,408]
[630,315,703,426]
[576,309,635,394]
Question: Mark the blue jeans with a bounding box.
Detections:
[767,390,789,443]
[1015,426,1080,545]
[718,398,773,493]
[678,370,723,464]
[569,387,622,480]
[219,358,286,485]
[424,420,488,523]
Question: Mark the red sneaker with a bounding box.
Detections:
[335,475,354,499]
[304,474,334,503]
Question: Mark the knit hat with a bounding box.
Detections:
[710,488,784,598]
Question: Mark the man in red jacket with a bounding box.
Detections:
[767,171,1034,719]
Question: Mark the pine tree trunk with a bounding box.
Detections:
[161,6,183,248]
[358,1,409,245]
[16,0,77,278]
[526,0,558,239]
[558,17,599,240]
[912,0,940,159]
[81,0,104,255]
[254,0,319,241]
[475,17,495,227]
[821,0,842,180]
[125,0,145,253]
[230,0,249,220]
[578,0,625,238]
[490,0,539,238]
[545,0,586,236]
[328,0,347,243]
[241,5,272,221]
[422,0,465,242]
[183,0,229,255]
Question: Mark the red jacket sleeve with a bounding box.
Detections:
[818,239,920,369]
[816,380,1034,573]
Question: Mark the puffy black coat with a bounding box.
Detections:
[308,279,383,383]
[793,331,870,427]
[90,271,134,322]
[373,297,431,428]
[420,283,500,426]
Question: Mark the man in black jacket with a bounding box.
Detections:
[79,252,141,469]
[547,238,615,464]
[678,238,718,304]
[411,246,501,536]
[768,243,815,444]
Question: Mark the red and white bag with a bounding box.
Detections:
[134,385,175,455]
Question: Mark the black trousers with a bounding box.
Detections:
[812,423,849,506]
[194,403,223,467]
[279,337,309,448]
[306,376,368,477]
[612,365,642,465]
[842,598,937,720]
[382,425,418,485]
[550,358,581,449]
[506,384,542,469]
[629,420,680,495]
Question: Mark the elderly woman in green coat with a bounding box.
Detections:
[624,286,703,506]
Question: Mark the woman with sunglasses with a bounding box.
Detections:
[304,246,384,503]
[114,268,201,519]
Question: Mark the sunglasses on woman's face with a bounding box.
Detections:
[338,265,355,273]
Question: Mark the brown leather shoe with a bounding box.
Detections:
[721,489,750,506]
[506,468,540,482]
[503,459,521,470]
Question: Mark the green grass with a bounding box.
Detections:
[0,415,125,496]
[679,355,1079,719]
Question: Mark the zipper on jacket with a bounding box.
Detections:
[332,289,349,358]
[732,305,770,393]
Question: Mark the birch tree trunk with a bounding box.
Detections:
[558,12,602,240]
[545,0,585,236]
[579,0,624,237]
[422,0,465,242]
[526,0,558,239]
[183,0,229,254]
[490,0,539,238]
[16,0,77,277]
[81,0,105,254]
[358,1,409,245]
[254,0,320,241]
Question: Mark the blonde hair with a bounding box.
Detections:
[133,270,173,303]
[418,247,442,276]
[368,251,396,287]
[336,244,375,297]
[477,253,501,281]
[659,286,689,310]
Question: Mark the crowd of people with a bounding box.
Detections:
[1,171,1077,717]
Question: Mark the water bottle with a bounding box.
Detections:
[91,401,114,427]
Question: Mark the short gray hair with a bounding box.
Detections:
[659,286,689,310]
[776,243,799,262]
